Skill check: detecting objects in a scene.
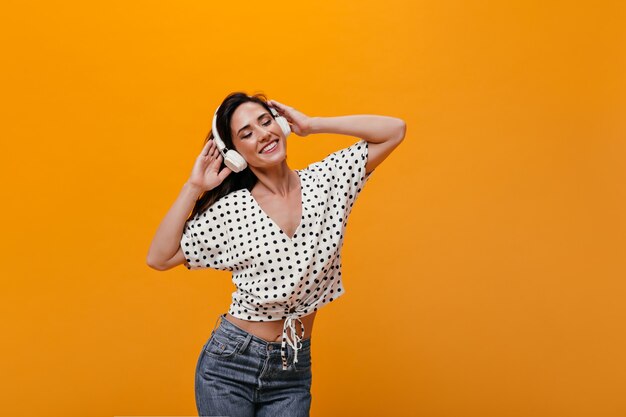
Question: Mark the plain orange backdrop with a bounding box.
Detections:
[1,1,625,416]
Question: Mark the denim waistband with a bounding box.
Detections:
[212,313,311,355]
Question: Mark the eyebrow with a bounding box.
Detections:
[237,112,271,135]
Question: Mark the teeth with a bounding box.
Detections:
[261,140,278,153]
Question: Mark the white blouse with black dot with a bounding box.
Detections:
[181,139,374,370]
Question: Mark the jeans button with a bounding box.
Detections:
[268,345,273,351]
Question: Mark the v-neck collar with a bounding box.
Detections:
[245,170,305,242]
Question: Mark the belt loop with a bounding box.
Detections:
[239,333,252,354]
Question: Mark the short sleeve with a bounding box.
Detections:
[318,138,374,213]
[180,204,231,271]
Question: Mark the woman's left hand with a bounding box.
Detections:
[267,100,313,137]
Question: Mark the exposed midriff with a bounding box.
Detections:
[224,311,316,342]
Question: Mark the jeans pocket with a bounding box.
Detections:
[204,332,243,359]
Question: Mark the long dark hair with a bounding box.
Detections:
[188,91,276,220]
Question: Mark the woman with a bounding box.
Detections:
[147,91,406,416]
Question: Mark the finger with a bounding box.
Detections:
[201,140,212,156]
[207,140,217,156]
[211,152,223,166]
[269,100,287,111]
[273,105,288,117]
[218,165,233,180]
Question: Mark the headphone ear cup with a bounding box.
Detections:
[213,104,248,173]
[276,116,291,137]
[269,105,291,137]
[224,149,248,172]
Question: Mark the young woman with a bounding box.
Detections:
[147,92,406,416]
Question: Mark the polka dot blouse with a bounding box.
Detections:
[181,139,374,370]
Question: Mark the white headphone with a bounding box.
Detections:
[211,103,292,173]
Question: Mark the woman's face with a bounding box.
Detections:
[230,101,286,169]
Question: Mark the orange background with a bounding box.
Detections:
[2,1,625,416]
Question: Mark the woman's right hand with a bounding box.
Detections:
[187,137,233,193]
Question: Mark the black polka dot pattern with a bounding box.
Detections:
[180,139,374,367]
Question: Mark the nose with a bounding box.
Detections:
[259,127,273,141]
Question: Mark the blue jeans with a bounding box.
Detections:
[195,313,313,417]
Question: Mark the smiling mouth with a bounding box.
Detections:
[259,140,279,153]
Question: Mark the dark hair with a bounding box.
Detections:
[187,91,276,220]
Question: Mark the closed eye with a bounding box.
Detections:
[242,119,272,139]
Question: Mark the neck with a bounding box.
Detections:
[250,163,298,198]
